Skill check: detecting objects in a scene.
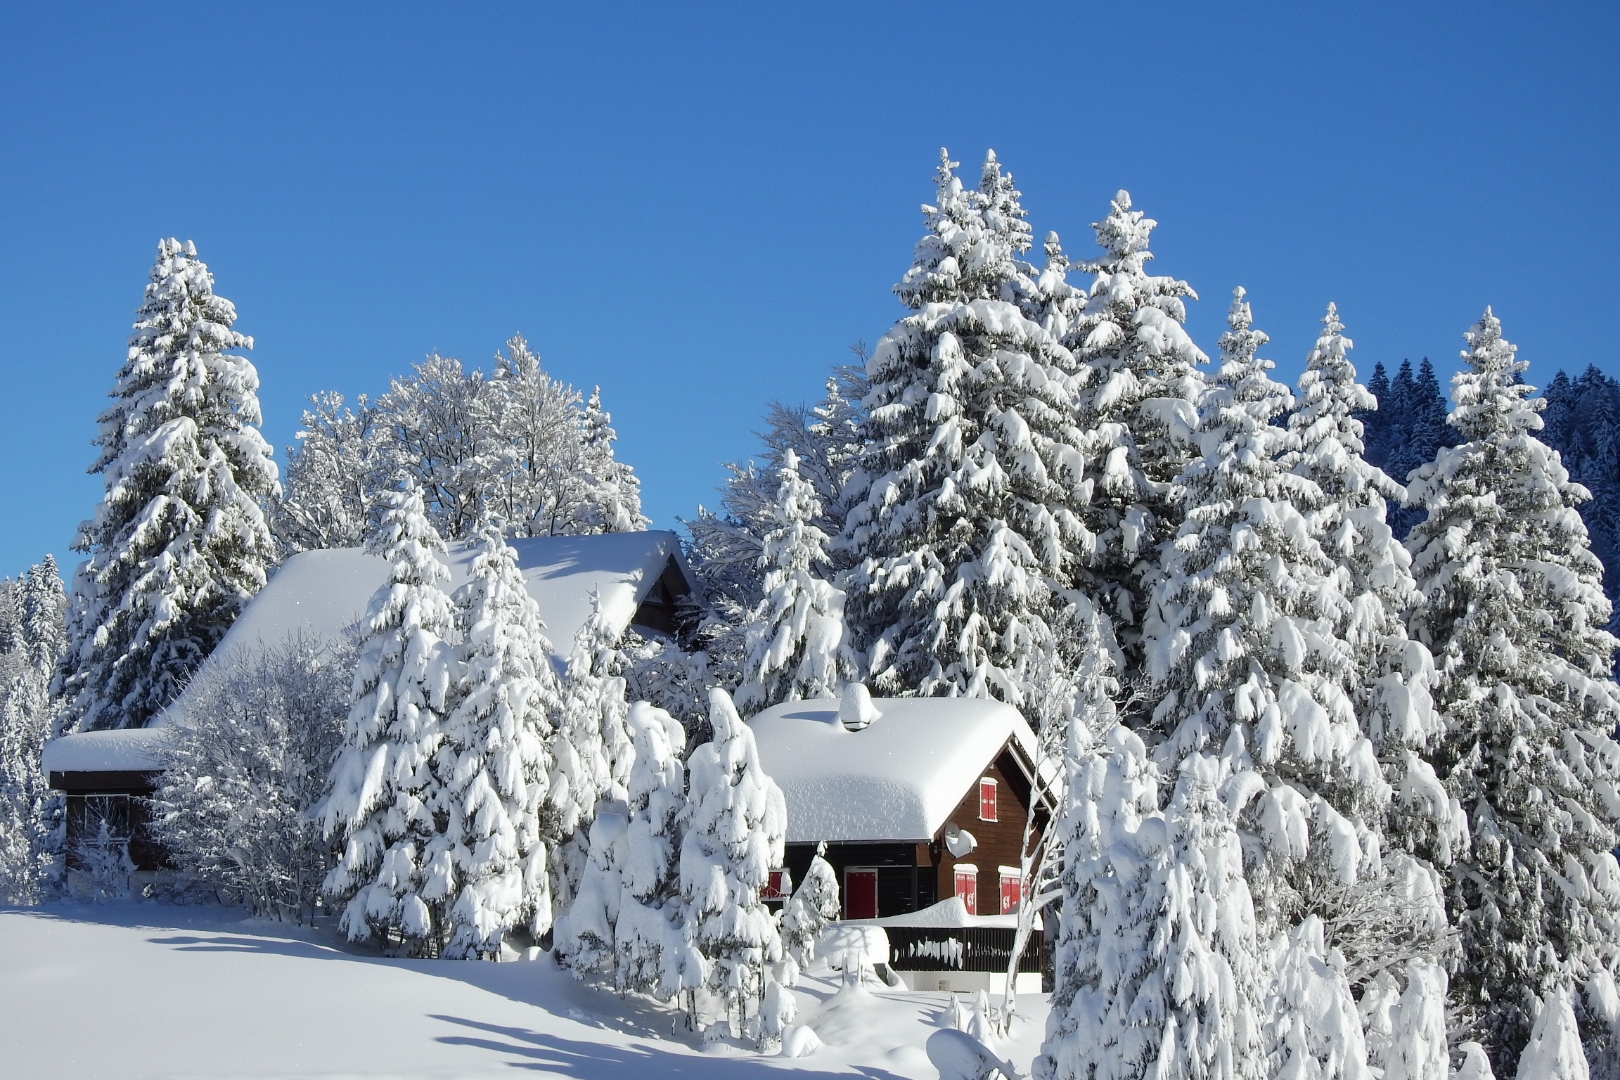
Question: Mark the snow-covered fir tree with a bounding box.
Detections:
[574,387,646,534]
[58,238,279,732]
[554,790,628,975]
[321,481,458,954]
[1285,304,1466,873]
[679,689,787,1033]
[781,842,839,965]
[432,525,560,958]
[547,595,634,913]
[1264,915,1371,1079]
[1540,366,1620,638]
[1405,309,1620,1071]
[682,362,866,701]
[0,555,67,904]
[274,391,385,553]
[1144,291,1384,929]
[841,149,1087,713]
[735,448,852,714]
[613,702,703,1000]
[1067,191,1206,669]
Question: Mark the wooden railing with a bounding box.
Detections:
[884,926,1044,974]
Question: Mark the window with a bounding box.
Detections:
[762,869,792,902]
[999,867,1023,915]
[954,863,978,916]
[978,777,998,822]
[845,868,879,920]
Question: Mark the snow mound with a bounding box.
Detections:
[781,1024,822,1058]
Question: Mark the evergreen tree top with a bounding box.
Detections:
[1448,307,1543,443]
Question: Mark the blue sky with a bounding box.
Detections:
[1,3,1615,578]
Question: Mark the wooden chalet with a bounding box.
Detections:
[747,696,1051,923]
[43,530,700,891]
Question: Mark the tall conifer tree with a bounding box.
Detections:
[1406,310,1620,1071]
[59,239,278,731]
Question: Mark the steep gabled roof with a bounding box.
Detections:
[747,697,1037,844]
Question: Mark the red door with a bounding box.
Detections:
[845,868,878,920]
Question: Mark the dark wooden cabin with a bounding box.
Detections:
[748,696,1051,921]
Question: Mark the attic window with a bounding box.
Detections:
[978,777,998,822]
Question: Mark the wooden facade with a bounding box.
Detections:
[778,741,1048,921]
[50,768,166,873]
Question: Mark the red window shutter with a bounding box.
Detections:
[954,865,978,916]
[979,778,997,822]
[763,870,790,901]
[999,869,1022,915]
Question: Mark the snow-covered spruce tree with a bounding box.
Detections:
[547,594,634,913]
[1285,304,1465,872]
[1516,986,1590,1080]
[153,633,354,922]
[275,391,385,553]
[1145,291,1383,929]
[321,481,458,954]
[1265,915,1371,1080]
[681,362,867,702]
[735,449,852,714]
[1405,309,1620,1070]
[614,702,704,1000]
[58,238,279,732]
[842,149,1087,712]
[575,387,647,534]
[781,842,839,966]
[0,556,67,904]
[553,790,628,975]
[679,689,787,1034]
[431,525,560,958]
[1066,191,1206,669]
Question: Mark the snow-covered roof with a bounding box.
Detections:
[44,532,694,775]
[748,697,1036,844]
[199,530,689,678]
[41,727,170,775]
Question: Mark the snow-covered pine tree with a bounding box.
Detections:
[58,239,279,732]
[575,387,647,534]
[321,480,458,954]
[614,701,704,1000]
[275,391,385,553]
[1145,290,1381,923]
[553,790,628,975]
[1516,986,1590,1080]
[547,594,634,913]
[1067,191,1206,669]
[1285,304,1465,872]
[433,525,560,958]
[679,688,787,1033]
[0,555,67,904]
[1405,309,1620,1070]
[842,149,1087,713]
[735,449,852,714]
[781,842,839,965]
[1265,915,1371,1080]
[20,557,66,677]
[1036,708,1175,1080]
[1539,367,1620,640]
[681,362,867,702]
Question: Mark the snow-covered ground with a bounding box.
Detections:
[0,903,1049,1080]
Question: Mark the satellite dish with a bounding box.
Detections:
[944,823,977,858]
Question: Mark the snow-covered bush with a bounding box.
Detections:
[679,688,787,1033]
[781,842,839,965]
[153,633,355,922]
[58,238,279,733]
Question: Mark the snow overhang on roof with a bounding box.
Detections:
[747,697,1038,844]
[42,727,170,777]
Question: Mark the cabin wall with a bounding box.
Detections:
[929,750,1034,917]
[781,841,934,919]
[52,771,165,873]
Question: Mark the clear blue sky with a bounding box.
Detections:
[1,3,1615,579]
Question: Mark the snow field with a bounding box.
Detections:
[0,904,1049,1080]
